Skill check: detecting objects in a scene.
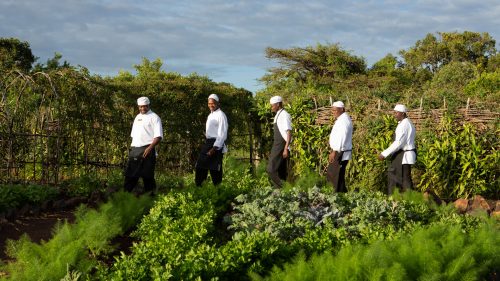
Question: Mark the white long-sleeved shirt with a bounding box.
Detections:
[274,108,292,141]
[206,108,228,153]
[381,117,416,164]
[329,112,353,161]
[130,110,163,147]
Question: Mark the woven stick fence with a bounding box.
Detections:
[315,98,499,130]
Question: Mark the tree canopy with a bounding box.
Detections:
[399,31,496,73]
[0,38,35,73]
[262,43,366,85]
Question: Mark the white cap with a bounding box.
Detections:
[208,94,219,102]
[270,96,283,104]
[137,97,150,106]
[332,101,344,108]
[394,104,407,113]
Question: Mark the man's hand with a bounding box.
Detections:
[377,154,385,161]
[282,149,289,159]
[207,147,219,157]
[329,151,337,163]
[143,146,153,158]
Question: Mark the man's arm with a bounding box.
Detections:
[143,137,161,158]
[378,122,406,160]
[283,130,291,158]
[208,113,228,156]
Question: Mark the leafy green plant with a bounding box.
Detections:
[418,117,499,198]
[229,185,439,248]
[464,70,500,106]
[59,175,103,198]
[0,184,59,212]
[347,114,396,192]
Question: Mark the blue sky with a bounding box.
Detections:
[1,0,499,93]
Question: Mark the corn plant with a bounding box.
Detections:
[418,117,499,199]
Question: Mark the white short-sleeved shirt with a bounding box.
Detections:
[206,108,228,153]
[381,118,416,164]
[274,108,292,141]
[329,112,353,161]
[130,110,163,147]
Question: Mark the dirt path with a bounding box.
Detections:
[0,210,75,261]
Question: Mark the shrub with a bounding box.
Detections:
[0,184,59,212]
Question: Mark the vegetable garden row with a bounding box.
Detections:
[1,159,498,280]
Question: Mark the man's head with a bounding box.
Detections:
[331,101,345,118]
[208,94,220,112]
[137,97,150,114]
[393,104,407,121]
[270,96,283,113]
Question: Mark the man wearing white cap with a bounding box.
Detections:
[327,101,353,192]
[124,96,163,195]
[195,94,228,186]
[267,96,292,188]
[378,104,416,194]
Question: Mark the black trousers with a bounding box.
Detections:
[124,176,156,194]
[195,166,223,186]
[124,146,156,194]
[195,138,224,186]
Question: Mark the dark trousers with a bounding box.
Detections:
[388,150,413,194]
[124,147,156,195]
[267,156,288,188]
[195,166,223,186]
[124,176,156,194]
[326,160,349,192]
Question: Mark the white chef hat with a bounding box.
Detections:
[137,97,150,106]
[332,101,344,108]
[394,104,407,113]
[270,96,283,104]
[208,94,219,102]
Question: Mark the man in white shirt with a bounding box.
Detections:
[124,97,163,195]
[327,101,353,192]
[266,96,292,188]
[378,104,416,194]
[195,94,228,186]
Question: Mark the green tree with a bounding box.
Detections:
[441,31,496,69]
[399,31,496,74]
[486,52,500,72]
[369,54,399,77]
[400,33,448,73]
[0,37,35,72]
[262,43,366,85]
[464,70,500,105]
[33,52,71,71]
